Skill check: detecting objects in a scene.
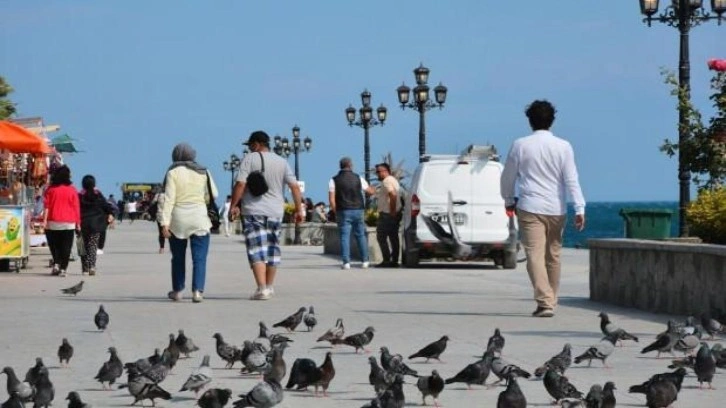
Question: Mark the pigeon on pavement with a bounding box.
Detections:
[198,388,233,408]
[489,356,531,386]
[444,351,493,389]
[286,358,319,391]
[32,368,54,408]
[700,313,725,340]
[180,355,213,395]
[645,379,678,408]
[640,320,679,358]
[241,341,269,376]
[380,347,395,371]
[272,307,307,332]
[58,338,74,367]
[534,343,572,377]
[584,384,602,408]
[265,348,286,383]
[24,358,45,386]
[233,378,284,408]
[257,322,292,351]
[496,375,526,408]
[680,316,704,339]
[416,370,444,407]
[60,280,84,296]
[487,328,505,355]
[673,334,700,355]
[65,391,91,408]
[303,306,317,332]
[93,305,108,331]
[598,312,639,345]
[628,367,688,394]
[162,333,181,369]
[316,318,345,345]
[331,326,375,353]
[387,353,419,378]
[213,333,242,369]
[175,329,200,358]
[408,335,449,362]
[543,368,583,404]
[2,391,25,408]
[313,352,335,397]
[1,367,34,402]
[368,374,405,408]
[694,342,716,389]
[368,356,392,393]
[574,333,618,367]
[602,382,616,408]
[94,347,123,390]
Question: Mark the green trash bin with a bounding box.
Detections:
[619,208,673,239]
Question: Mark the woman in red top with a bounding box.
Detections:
[43,165,80,277]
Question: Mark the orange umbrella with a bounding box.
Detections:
[0,120,51,154]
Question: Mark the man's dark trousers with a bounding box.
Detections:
[376,212,400,264]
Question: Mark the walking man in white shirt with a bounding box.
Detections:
[500,100,586,318]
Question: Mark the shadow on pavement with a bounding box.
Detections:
[355,309,531,318]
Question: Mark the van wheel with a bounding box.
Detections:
[403,249,420,268]
[503,250,517,269]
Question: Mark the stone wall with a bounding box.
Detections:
[589,239,726,315]
[322,224,384,264]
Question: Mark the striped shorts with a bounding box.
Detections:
[242,215,282,266]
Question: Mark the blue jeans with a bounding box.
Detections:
[337,209,368,264]
[169,233,210,292]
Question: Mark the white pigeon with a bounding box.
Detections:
[179,355,212,395]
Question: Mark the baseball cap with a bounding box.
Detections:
[243,130,270,146]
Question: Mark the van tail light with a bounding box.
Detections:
[411,194,420,218]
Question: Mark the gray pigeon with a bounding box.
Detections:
[60,280,84,296]
[332,326,375,353]
[444,351,493,389]
[272,307,306,332]
[416,370,444,407]
[701,312,725,339]
[368,356,393,393]
[1,367,34,402]
[241,341,269,376]
[496,375,526,408]
[543,368,583,404]
[24,358,45,386]
[94,347,122,389]
[673,334,700,355]
[574,333,618,368]
[641,320,679,358]
[303,306,317,331]
[65,391,91,408]
[421,191,472,259]
[58,338,74,367]
[489,356,531,386]
[137,351,172,384]
[409,335,449,362]
[93,305,108,331]
[256,322,292,352]
[213,333,242,369]
[487,328,505,355]
[316,318,345,345]
[535,343,572,377]
[694,342,716,389]
[233,378,284,408]
[175,329,200,358]
[598,312,639,345]
[602,382,616,408]
[680,316,704,339]
[131,382,172,406]
[374,374,405,408]
[179,355,212,395]
[162,333,181,369]
[1,391,25,408]
[584,384,603,408]
[119,363,171,407]
[198,388,233,408]
[380,347,395,371]
[32,368,54,408]
[645,379,678,408]
[387,353,419,378]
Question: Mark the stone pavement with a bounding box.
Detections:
[0,222,722,407]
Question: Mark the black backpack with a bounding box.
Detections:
[247,152,269,196]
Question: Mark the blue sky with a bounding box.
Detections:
[1,1,724,204]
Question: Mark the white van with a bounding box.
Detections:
[402,145,518,268]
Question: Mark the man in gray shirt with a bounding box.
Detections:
[230,130,304,300]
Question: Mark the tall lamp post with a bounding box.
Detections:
[222,154,241,192]
[345,89,388,194]
[396,64,448,162]
[639,0,725,237]
[273,125,312,244]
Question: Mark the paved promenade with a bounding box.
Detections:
[0,222,721,407]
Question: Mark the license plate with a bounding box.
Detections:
[430,212,465,225]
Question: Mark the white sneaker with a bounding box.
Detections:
[250,288,271,300]
[341,263,351,270]
[267,286,275,295]
[362,262,370,269]
[96,249,104,255]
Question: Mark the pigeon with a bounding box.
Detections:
[162,333,181,369]
[94,347,123,389]
[598,312,639,345]
[534,343,572,377]
[489,356,531,386]
[380,347,395,371]
[2,392,25,408]
[175,329,200,358]
[332,326,375,353]
[628,368,687,394]
[272,307,307,332]
[700,313,725,340]
[374,374,405,408]
[241,341,269,376]
[198,388,233,408]
[256,322,292,351]
[313,352,335,397]
[233,378,284,408]
[213,333,242,369]
[673,334,700,355]
[409,335,449,362]
[265,348,286,383]
[24,358,45,386]
[130,382,172,406]
[387,353,419,378]
[286,358,320,391]
[32,368,54,408]
[584,384,603,408]
[496,375,526,408]
[680,315,704,339]
[93,305,108,331]
[421,191,472,259]
[1,367,34,402]
[602,382,616,408]
[139,351,173,384]
[668,354,695,370]
[694,342,716,389]
[416,370,444,407]
[58,338,74,367]
[640,320,678,358]
[119,361,165,406]
[316,318,345,345]
[60,280,84,296]
[180,355,212,395]
[487,328,505,355]
[543,368,583,404]
[713,343,726,368]
[574,333,618,368]
[368,356,392,393]
[645,379,678,408]
[65,391,91,408]
[444,355,491,389]
[303,306,317,331]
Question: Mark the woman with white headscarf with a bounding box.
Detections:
[159,143,218,303]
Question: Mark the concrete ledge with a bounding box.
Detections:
[322,224,384,263]
[279,223,325,245]
[589,238,726,314]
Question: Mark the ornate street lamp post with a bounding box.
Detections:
[396,63,448,162]
[345,89,388,195]
[222,154,241,192]
[639,0,725,237]
[274,125,312,244]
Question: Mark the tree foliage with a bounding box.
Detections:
[0,76,17,120]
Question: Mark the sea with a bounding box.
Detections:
[562,201,679,248]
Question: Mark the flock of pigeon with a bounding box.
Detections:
[2,278,726,407]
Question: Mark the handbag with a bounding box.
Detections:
[206,174,221,231]
[76,233,86,257]
[246,152,269,196]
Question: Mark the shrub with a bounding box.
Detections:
[687,187,726,244]
[364,208,378,227]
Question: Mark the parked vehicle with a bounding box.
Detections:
[402,145,518,268]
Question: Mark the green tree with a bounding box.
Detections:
[660,68,726,189]
[0,76,17,120]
